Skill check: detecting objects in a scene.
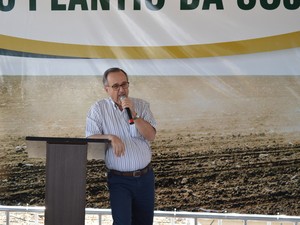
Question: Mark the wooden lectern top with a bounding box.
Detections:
[26,136,109,144]
[25,136,110,160]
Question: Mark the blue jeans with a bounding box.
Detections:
[107,170,155,225]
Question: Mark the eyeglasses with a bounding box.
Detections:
[109,82,129,91]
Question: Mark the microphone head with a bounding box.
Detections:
[120,95,126,101]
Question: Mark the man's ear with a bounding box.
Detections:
[104,86,109,93]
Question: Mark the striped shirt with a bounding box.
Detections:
[86,97,156,172]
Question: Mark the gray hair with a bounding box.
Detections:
[102,67,128,86]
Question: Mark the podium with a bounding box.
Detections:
[26,136,110,225]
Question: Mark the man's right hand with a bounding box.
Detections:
[87,134,125,157]
[109,135,125,157]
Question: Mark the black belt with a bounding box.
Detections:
[108,164,152,177]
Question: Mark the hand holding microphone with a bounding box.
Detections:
[120,95,134,124]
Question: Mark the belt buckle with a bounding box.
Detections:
[132,170,141,177]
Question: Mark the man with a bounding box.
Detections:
[86,67,157,225]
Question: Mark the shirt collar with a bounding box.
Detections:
[108,97,119,110]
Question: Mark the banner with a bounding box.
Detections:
[1,0,300,75]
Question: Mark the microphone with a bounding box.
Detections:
[120,95,134,124]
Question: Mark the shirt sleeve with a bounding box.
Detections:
[85,103,103,137]
[128,99,156,138]
[141,100,156,129]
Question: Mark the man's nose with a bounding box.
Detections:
[119,86,126,91]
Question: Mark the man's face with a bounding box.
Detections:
[104,71,129,104]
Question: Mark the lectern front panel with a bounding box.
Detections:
[45,143,87,225]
